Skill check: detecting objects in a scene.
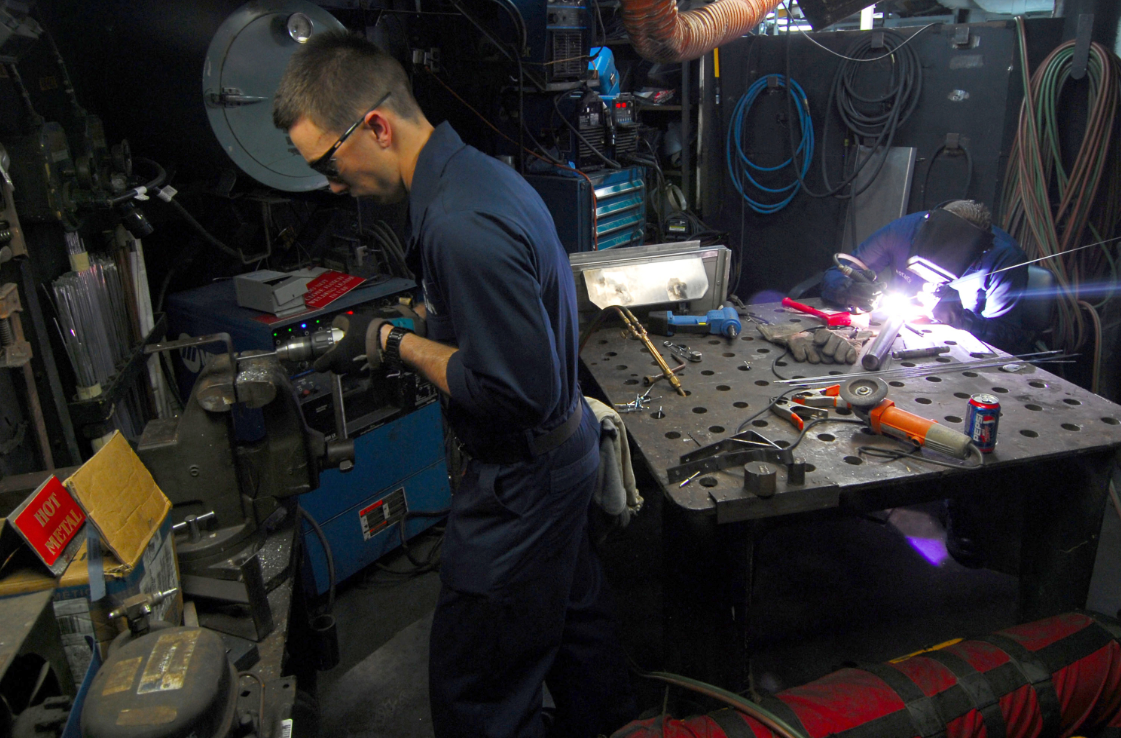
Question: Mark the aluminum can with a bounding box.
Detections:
[966,393,1001,453]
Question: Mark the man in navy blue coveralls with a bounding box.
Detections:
[821,201,1030,354]
[275,32,636,737]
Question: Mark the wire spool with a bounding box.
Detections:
[840,376,889,410]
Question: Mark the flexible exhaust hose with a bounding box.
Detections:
[620,0,782,64]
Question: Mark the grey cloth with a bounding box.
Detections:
[586,397,643,526]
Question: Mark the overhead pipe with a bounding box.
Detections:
[619,0,783,64]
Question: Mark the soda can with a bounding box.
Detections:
[966,393,1001,453]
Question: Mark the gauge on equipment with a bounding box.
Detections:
[287,12,314,43]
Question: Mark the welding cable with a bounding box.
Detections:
[726,74,813,214]
[920,143,973,210]
[105,157,168,206]
[638,670,809,738]
[785,24,923,201]
[151,189,243,261]
[857,440,984,469]
[1000,19,1120,389]
[298,506,336,613]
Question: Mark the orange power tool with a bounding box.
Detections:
[833,377,977,460]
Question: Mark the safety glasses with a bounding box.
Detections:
[308,91,392,179]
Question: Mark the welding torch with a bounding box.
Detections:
[613,306,687,397]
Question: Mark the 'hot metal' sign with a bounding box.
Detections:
[10,475,86,575]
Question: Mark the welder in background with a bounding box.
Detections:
[820,200,1031,355]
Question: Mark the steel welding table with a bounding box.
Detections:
[580,301,1121,690]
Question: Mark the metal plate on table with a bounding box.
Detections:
[581,301,1121,523]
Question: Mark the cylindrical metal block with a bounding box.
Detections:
[788,459,806,485]
[743,461,777,498]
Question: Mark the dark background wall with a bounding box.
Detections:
[699,19,1065,304]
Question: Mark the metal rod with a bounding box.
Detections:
[861,314,904,371]
[775,351,1076,385]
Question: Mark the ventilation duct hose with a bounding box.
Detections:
[620,0,783,64]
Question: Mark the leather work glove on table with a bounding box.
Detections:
[758,324,864,364]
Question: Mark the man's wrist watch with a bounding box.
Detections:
[384,325,412,368]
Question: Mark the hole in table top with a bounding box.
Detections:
[991,387,1008,393]
[624,379,639,385]
[651,361,660,367]
[829,370,843,375]
[709,426,725,434]
[915,397,932,404]
[665,431,681,439]
[922,329,933,335]
[774,308,786,313]
[836,407,852,416]
[752,419,769,428]
[599,340,608,345]
[870,321,882,327]
[692,407,707,414]
[804,463,817,473]
[844,456,864,465]
[1029,381,1046,388]
[944,340,957,345]
[963,371,979,378]
[860,427,876,436]
[709,340,721,345]
[684,390,692,396]
[774,440,791,448]
[741,336,755,341]
[605,351,617,357]
[790,318,802,323]
[901,362,916,368]
[970,352,996,359]
[945,415,963,423]
[776,360,788,367]
[954,392,970,399]
[793,375,806,379]
[651,409,665,419]
[1020,429,1038,438]
[717,385,731,391]
[758,348,771,354]
[889,381,905,387]
[926,376,942,383]
[738,365,750,371]
[817,433,835,442]
[1061,423,1080,431]
[590,361,598,365]
[242,690,252,698]
[1102,417,1120,425]
[755,380,770,386]
[1063,398,1082,406]
[700,477,718,488]
[733,401,749,409]
[1025,404,1042,411]
[640,347,650,354]
[616,365,628,371]
[723,353,736,358]
[702,370,715,376]
[935,357,952,363]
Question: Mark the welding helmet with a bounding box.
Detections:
[901,208,994,291]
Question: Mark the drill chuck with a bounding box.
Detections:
[276,327,344,362]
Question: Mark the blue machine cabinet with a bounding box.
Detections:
[165,278,452,596]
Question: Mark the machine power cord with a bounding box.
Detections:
[298,506,335,614]
[857,440,984,469]
[921,143,973,210]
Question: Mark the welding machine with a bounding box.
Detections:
[165,277,451,596]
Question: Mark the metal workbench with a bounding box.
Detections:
[581,301,1121,689]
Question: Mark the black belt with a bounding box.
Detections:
[462,400,584,465]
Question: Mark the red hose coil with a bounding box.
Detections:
[619,0,783,63]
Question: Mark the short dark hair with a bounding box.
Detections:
[273,30,422,133]
[941,200,992,232]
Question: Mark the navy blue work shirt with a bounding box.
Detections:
[406,122,583,458]
[821,211,1029,350]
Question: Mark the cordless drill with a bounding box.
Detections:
[647,304,742,339]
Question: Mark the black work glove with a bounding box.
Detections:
[932,288,965,328]
[847,279,883,312]
[312,311,384,375]
[381,304,427,338]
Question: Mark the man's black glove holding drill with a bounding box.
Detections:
[312,305,426,375]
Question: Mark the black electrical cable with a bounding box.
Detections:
[857,442,984,469]
[106,157,167,206]
[771,347,791,379]
[920,144,973,210]
[298,506,336,613]
[785,25,923,201]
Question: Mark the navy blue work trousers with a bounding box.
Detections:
[429,407,636,737]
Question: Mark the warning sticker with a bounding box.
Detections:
[359,488,406,541]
